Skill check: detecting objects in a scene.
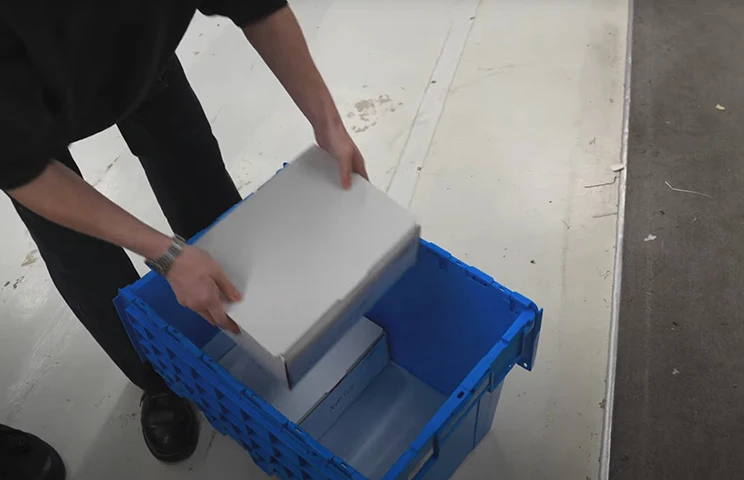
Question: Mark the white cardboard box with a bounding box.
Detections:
[218,317,388,438]
[195,146,419,387]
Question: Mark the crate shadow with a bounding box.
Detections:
[449,430,517,480]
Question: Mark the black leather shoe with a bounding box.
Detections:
[0,424,65,480]
[141,391,199,463]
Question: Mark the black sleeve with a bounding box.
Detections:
[199,0,288,28]
[0,18,62,191]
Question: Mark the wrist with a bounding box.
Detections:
[309,102,344,133]
[145,234,187,276]
[138,233,174,262]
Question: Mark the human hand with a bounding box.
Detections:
[166,245,241,334]
[315,124,369,189]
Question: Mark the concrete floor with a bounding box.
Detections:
[0,1,628,479]
[611,1,744,478]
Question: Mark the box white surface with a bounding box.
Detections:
[195,146,419,387]
[219,317,387,432]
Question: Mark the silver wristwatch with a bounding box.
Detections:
[145,235,186,276]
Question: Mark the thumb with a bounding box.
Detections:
[353,147,369,181]
[213,269,241,303]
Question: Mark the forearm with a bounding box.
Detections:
[242,6,343,131]
[6,160,170,259]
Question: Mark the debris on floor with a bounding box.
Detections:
[644,234,657,242]
[585,177,618,189]
[665,181,713,199]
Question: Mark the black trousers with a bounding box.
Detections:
[10,57,242,394]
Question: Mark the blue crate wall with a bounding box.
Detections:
[367,241,540,397]
[364,240,540,479]
[116,238,541,480]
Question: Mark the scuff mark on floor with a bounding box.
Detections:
[346,94,398,134]
[236,179,252,192]
[93,156,122,187]
[94,394,112,409]
[211,105,225,124]
[3,383,37,424]
[203,430,218,459]
[352,122,377,133]
[103,156,120,175]
[449,63,517,93]
[21,249,39,267]
[113,412,138,429]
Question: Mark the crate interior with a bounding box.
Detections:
[128,242,521,479]
[314,243,519,478]
[315,363,446,479]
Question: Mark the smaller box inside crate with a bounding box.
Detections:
[211,317,389,439]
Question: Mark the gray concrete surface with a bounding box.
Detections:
[611,1,744,478]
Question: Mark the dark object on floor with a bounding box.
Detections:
[0,423,66,480]
[141,392,200,463]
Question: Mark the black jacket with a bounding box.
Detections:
[0,0,286,190]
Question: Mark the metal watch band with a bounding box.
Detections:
[145,235,186,276]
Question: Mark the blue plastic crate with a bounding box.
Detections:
[115,216,541,480]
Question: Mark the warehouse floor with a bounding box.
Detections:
[0,1,628,479]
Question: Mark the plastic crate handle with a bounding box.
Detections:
[405,381,491,480]
[406,447,435,480]
[509,292,543,371]
[405,306,540,480]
